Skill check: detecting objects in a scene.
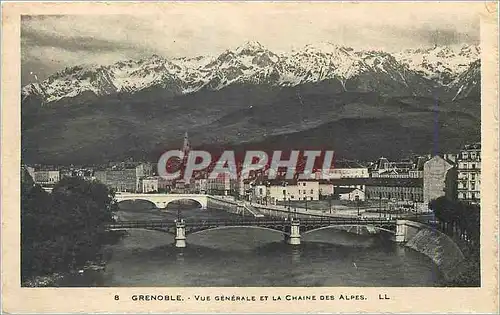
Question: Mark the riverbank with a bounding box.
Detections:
[22,229,126,287]
[404,227,479,286]
[23,273,66,287]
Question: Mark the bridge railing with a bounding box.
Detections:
[106,220,175,229]
[106,217,397,229]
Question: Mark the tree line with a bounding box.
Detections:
[21,174,117,283]
[428,196,480,287]
[428,196,480,245]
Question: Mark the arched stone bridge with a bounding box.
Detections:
[114,193,208,209]
[106,218,400,248]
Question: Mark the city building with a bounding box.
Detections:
[287,180,320,201]
[95,169,137,192]
[142,176,160,193]
[206,174,233,195]
[369,156,427,178]
[319,160,369,179]
[319,182,335,198]
[456,142,481,204]
[320,179,366,198]
[248,179,320,204]
[335,187,365,201]
[194,178,208,194]
[95,162,152,192]
[423,155,456,205]
[33,170,60,185]
[365,178,423,202]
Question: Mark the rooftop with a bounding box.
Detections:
[335,187,362,194]
[333,160,368,168]
[462,142,481,150]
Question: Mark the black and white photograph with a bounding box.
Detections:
[1,1,498,313]
[2,2,498,313]
[18,4,485,289]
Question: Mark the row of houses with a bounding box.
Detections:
[245,142,481,207]
[23,142,481,207]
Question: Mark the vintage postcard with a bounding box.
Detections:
[1,1,499,313]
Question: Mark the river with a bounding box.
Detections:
[63,201,444,287]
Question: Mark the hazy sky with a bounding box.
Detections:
[21,3,482,85]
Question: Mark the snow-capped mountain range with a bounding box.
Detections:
[22,41,480,104]
[394,44,480,85]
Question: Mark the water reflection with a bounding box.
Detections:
[290,246,301,264]
[175,251,185,263]
[70,204,444,287]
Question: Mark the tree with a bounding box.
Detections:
[21,183,53,278]
[21,177,117,283]
[429,196,480,244]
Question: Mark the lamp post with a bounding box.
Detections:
[283,195,286,208]
[288,198,291,221]
[356,195,360,218]
[265,181,270,206]
[329,194,332,214]
[379,193,382,220]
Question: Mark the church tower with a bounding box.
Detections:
[182,132,190,156]
[180,132,191,183]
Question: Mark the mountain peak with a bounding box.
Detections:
[235,41,266,54]
[145,54,168,63]
[301,42,354,55]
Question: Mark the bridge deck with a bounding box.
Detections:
[106,218,397,230]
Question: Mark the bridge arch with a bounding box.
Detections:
[301,225,395,235]
[189,225,290,236]
[165,198,204,210]
[116,199,157,209]
[114,194,208,209]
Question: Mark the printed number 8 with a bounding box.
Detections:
[114,295,120,301]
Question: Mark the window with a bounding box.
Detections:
[472,163,476,169]
[283,189,286,195]
[259,188,263,194]
[310,189,314,194]
[303,183,306,186]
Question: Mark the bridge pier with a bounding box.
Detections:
[175,220,187,248]
[395,220,407,243]
[155,202,167,209]
[284,219,301,245]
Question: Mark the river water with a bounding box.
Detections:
[65,201,444,287]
